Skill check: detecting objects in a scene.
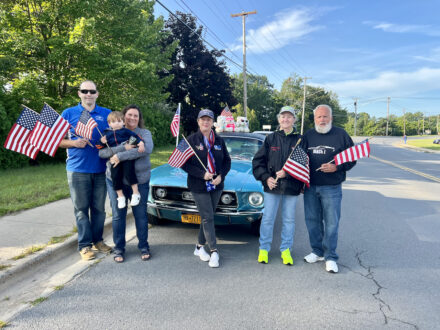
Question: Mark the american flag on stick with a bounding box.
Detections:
[334,139,370,165]
[221,105,233,118]
[168,138,195,168]
[75,109,98,140]
[28,103,70,157]
[170,103,181,138]
[283,146,310,188]
[3,106,40,159]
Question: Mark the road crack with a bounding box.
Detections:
[340,251,419,329]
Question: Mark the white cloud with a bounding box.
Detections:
[321,67,440,98]
[364,21,440,36]
[230,8,322,54]
[414,47,440,63]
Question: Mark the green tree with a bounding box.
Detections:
[232,73,282,129]
[0,0,175,168]
[162,12,236,134]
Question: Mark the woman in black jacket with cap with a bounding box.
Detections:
[181,109,231,268]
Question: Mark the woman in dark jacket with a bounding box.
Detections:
[252,106,303,265]
[181,109,231,268]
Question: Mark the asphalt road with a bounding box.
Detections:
[8,140,440,329]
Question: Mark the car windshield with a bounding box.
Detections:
[223,136,263,161]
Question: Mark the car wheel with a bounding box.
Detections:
[250,219,261,236]
[148,213,167,225]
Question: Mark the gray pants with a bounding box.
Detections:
[192,189,223,251]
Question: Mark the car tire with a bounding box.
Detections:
[250,219,261,236]
[148,213,167,226]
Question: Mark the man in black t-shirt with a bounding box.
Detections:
[302,105,356,274]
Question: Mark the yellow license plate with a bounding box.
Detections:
[181,214,201,224]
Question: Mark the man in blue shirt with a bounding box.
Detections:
[59,80,112,260]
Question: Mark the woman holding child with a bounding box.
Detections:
[99,104,153,263]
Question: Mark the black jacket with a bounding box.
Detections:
[181,130,231,193]
[252,130,304,195]
[303,126,356,185]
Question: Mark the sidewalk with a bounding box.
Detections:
[0,198,114,286]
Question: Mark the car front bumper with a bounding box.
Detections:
[147,202,262,225]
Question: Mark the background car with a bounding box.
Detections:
[147,132,266,235]
[433,138,440,144]
[252,130,272,137]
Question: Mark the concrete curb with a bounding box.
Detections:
[0,215,116,289]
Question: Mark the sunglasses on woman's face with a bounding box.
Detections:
[79,89,97,94]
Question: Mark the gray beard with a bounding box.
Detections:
[315,122,332,134]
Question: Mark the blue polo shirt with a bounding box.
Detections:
[61,103,111,173]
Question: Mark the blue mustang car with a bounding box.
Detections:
[147,132,265,235]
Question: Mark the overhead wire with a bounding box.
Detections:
[155,0,252,75]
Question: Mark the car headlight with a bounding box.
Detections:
[248,192,263,206]
[155,188,167,198]
[221,193,233,205]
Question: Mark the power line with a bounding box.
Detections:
[155,0,253,75]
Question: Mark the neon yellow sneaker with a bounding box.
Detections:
[258,249,268,264]
[281,248,293,265]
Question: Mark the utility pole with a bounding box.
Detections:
[403,108,406,136]
[386,96,390,136]
[437,115,440,135]
[231,10,257,118]
[300,76,312,134]
[354,98,358,136]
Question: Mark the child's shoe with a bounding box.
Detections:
[117,197,126,209]
[130,194,141,206]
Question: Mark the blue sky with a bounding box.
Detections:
[154,0,440,118]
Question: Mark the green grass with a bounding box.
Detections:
[48,232,74,245]
[0,320,8,328]
[54,285,64,291]
[10,245,45,261]
[0,264,11,271]
[0,145,174,216]
[30,297,47,306]
[0,163,70,216]
[407,138,440,151]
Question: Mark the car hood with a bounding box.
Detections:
[150,160,262,192]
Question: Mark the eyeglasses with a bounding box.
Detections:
[79,89,97,94]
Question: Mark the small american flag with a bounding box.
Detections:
[168,139,195,168]
[3,106,40,159]
[170,104,180,137]
[334,139,370,165]
[28,103,70,157]
[283,146,310,187]
[221,106,233,117]
[75,109,97,140]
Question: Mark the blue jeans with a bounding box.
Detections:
[106,178,149,255]
[303,184,342,261]
[67,171,107,251]
[259,192,298,252]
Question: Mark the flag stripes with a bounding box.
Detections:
[170,104,180,137]
[283,146,310,187]
[168,139,195,168]
[3,106,40,159]
[28,104,70,157]
[75,110,97,140]
[334,139,370,165]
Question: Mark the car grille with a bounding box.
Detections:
[151,186,238,209]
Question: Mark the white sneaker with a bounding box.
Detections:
[209,251,219,268]
[117,197,126,209]
[194,245,210,262]
[304,252,325,263]
[130,193,141,206]
[325,260,339,273]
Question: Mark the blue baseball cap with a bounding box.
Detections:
[197,109,214,119]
